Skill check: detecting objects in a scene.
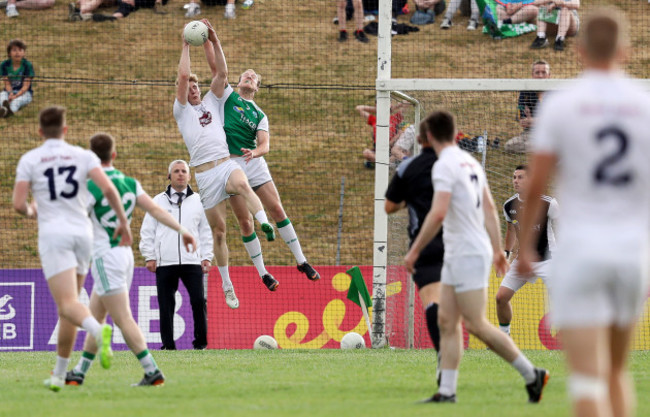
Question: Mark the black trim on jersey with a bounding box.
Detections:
[385,148,444,267]
[503,193,553,261]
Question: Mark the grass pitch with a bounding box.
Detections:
[1,349,649,417]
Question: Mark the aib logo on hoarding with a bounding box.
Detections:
[0,283,35,350]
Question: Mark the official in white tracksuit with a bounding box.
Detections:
[139,160,213,350]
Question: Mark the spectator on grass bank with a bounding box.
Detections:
[410,0,446,25]
[390,124,417,163]
[70,0,169,22]
[357,102,407,168]
[2,0,53,18]
[440,0,479,30]
[182,0,254,19]
[337,0,369,43]
[1,39,34,118]
[530,0,580,51]
[496,0,538,25]
[504,60,550,154]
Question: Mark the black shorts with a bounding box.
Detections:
[412,261,442,289]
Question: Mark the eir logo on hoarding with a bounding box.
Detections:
[0,283,35,350]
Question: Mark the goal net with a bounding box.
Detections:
[382,86,650,351]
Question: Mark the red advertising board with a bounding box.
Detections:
[207,266,373,349]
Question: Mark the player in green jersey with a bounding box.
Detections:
[209,55,321,291]
[65,133,197,387]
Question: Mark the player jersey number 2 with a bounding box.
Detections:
[43,166,79,200]
[594,126,632,186]
[100,192,136,228]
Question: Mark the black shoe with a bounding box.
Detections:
[193,345,207,350]
[526,368,550,403]
[262,274,279,291]
[421,392,456,403]
[2,101,13,117]
[338,30,348,42]
[354,30,369,43]
[0,106,7,118]
[65,370,84,386]
[92,13,117,22]
[132,369,165,386]
[297,262,320,281]
[160,345,176,350]
[554,38,565,51]
[530,36,548,49]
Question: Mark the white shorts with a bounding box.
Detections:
[195,159,242,210]
[39,233,92,280]
[91,246,134,297]
[550,251,650,329]
[500,259,551,292]
[441,254,491,293]
[232,156,273,189]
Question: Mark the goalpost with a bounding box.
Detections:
[372,0,650,350]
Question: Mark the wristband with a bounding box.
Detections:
[179,226,189,236]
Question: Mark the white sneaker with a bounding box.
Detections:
[440,17,451,29]
[467,19,478,31]
[6,5,19,17]
[242,0,253,9]
[224,4,235,19]
[44,374,65,392]
[185,3,200,17]
[224,288,239,309]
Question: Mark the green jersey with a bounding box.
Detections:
[87,167,144,257]
[222,85,269,156]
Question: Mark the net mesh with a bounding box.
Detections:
[384,89,650,350]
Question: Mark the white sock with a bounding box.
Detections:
[277,219,307,264]
[511,354,536,384]
[136,349,159,375]
[225,3,234,12]
[254,210,269,225]
[74,351,95,375]
[537,32,546,39]
[7,4,16,10]
[556,35,565,41]
[242,233,268,277]
[499,324,511,335]
[81,316,102,340]
[218,266,233,291]
[53,356,70,378]
[439,369,458,396]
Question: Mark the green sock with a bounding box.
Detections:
[136,349,158,375]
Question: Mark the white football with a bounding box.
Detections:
[253,335,278,350]
[340,332,366,349]
[184,21,209,47]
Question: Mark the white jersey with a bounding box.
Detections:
[173,90,230,167]
[533,70,650,258]
[15,138,101,237]
[432,145,492,258]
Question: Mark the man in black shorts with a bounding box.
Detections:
[385,121,444,378]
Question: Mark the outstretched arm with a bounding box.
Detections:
[202,19,228,98]
[136,193,197,253]
[176,35,191,105]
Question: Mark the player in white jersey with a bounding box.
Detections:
[517,9,649,417]
[12,106,130,391]
[496,164,559,336]
[404,110,548,403]
[64,133,196,387]
[174,19,279,295]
